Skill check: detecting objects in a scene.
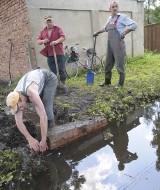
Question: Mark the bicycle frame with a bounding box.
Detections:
[64,44,79,62]
[64,44,80,78]
[64,43,104,78]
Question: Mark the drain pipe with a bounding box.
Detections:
[7,39,13,86]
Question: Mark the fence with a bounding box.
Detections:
[144,23,160,53]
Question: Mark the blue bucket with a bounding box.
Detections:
[87,71,94,84]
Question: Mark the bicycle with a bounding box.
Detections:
[64,44,104,78]
[64,44,79,78]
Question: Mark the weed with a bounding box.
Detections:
[66,52,160,122]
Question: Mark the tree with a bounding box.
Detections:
[144,0,157,24]
[151,6,160,23]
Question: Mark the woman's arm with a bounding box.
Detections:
[15,110,40,152]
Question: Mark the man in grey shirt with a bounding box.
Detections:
[94,1,137,87]
[6,68,58,152]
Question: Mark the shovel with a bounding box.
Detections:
[53,45,61,83]
[53,45,66,94]
[8,39,13,86]
[86,35,97,85]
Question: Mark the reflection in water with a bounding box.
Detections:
[14,101,160,190]
[152,120,160,172]
[147,102,160,172]
[56,160,86,190]
[16,154,86,190]
[108,121,138,171]
[31,157,58,190]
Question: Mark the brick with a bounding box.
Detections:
[0,0,37,81]
[48,117,107,150]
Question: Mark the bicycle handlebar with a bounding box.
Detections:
[64,43,79,50]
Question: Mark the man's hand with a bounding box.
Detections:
[43,39,49,44]
[39,140,48,152]
[93,32,99,37]
[50,41,58,46]
[120,32,126,39]
[28,137,40,152]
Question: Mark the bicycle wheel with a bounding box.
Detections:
[88,54,104,73]
[65,59,78,78]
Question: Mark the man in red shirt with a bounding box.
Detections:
[37,16,66,84]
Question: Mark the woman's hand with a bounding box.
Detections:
[39,139,48,152]
[28,137,40,152]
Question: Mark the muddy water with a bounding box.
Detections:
[16,101,160,190]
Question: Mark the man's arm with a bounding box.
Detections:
[120,15,137,38]
[15,111,40,152]
[93,17,110,37]
[50,26,65,46]
[120,28,133,39]
[37,30,49,45]
[123,28,133,35]
[37,38,49,45]
[50,36,65,46]
[93,28,106,37]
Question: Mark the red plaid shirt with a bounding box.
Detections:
[38,25,65,56]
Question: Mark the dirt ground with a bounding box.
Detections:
[0,85,96,152]
[0,84,98,189]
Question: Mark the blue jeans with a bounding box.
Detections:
[47,55,66,82]
[41,70,58,121]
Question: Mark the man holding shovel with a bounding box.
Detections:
[6,68,58,152]
[94,1,137,88]
[37,16,66,84]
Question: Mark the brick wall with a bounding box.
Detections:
[0,0,37,82]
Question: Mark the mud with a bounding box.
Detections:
[54,86,95,124]
[0,86,95,152]
[0,111,37,150]
[1,81,160,189]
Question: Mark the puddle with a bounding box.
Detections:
[12,101,160,189]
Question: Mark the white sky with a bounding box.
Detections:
[144,0,160,8]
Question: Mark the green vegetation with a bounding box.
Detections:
[0,77,21,105]
[0,149,46,189]
[144,0,159,24]
[1,52,160,123]
[0,150,21,187]
[64,52,160,121]
[1,52,160,187]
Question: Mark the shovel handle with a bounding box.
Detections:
[53,45,60,81]
[91,36,97,69]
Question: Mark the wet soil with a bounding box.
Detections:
[54,86,95,124]
[0,111,37,149]
[0,85,95,152]
[0,84,96,189]
[0,82,159,190]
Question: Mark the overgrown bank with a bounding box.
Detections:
[56,52,160,123]
[1,52,160,188]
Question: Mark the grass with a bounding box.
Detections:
[65,52,160,121]
[1,52,160,187]
[1,52,160,122]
